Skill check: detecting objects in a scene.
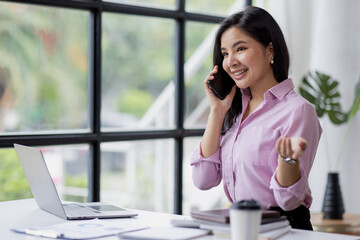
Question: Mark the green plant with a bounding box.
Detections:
[299,71,360,171]
[0,150,33,201]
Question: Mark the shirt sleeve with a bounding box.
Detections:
[190,142,222,190]
[270,102,322,211]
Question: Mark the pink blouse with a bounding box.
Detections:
[191,78,322,211]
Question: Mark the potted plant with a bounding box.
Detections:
[299,71,360,219]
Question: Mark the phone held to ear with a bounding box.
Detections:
[207,72,235,100]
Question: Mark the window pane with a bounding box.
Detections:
[0,148,32,201]
[185,0,241,16]
[184,22,217,128]
[103,0,176,10]
[102,14,175,130]
[0,144,90,202]
[42,145,90,203]
[100,139,174,213]
[182,137,229,215]
[0,3,90,134]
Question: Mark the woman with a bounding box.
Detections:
[190,6,322,230]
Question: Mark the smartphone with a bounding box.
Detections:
[207,72,235,100]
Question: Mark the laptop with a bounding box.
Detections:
[14,143,138,220]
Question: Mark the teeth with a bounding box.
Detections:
[234,69,247,76]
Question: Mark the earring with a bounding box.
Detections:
[271,57,274,64]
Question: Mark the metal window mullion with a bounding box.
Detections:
[88,4,102,202]
[173,0,185,215]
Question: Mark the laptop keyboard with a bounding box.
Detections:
[64,204,97,217]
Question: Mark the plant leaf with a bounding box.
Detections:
[299,87,317,104]
[327,111,348,125]
[329,92,341,98]
[328,81,339,95]
[302,76,317,92]
[299,71,347,125]
[316,108,325,118]
[348,79,360,120]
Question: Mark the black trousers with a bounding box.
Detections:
[270,205,313,230]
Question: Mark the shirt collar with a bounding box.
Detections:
[268,78,294,100]
[240,78,294,100]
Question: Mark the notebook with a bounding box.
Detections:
[14,143,137,220]
[190,208,281,224]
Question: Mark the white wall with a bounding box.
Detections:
[265,0,360,214]
[308,0,360,214]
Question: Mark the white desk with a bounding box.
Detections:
[1,198,359,240]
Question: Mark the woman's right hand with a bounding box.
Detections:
[201,66,236,158]
[204,65,237,116]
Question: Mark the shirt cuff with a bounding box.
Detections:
[190,142,221,166]
[270,167,309,211]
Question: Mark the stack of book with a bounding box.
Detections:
[190,208,291,240]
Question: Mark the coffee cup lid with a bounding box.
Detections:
[230,199,261,210]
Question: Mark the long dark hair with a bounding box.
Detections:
[213,6,290,133]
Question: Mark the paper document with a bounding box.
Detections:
[12,219,148,239]
[119,226,210,240]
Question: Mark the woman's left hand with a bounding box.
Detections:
[276,136,307,160]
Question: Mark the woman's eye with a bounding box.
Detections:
[222,52,228,57]
[237,47,245,52]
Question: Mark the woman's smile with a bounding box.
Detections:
[232,68,248,80]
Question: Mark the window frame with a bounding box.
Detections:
[0,0,250,214]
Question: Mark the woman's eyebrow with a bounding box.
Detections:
[221,40,246,51]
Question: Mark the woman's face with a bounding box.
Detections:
[220,26,274,90]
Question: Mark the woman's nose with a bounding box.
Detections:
[228,54,239,67]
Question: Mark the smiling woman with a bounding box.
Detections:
[190,6,322,230]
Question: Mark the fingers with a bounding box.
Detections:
[203,66,219,98]
[276,136,307,160]
[290,137,306,159]
[203,65,236,112]
[299,139,307,150]
[204,65,218,86]
[292,138,307,159]
[276,136,290,158]
[210,65,218,76]
[286,137,292,157]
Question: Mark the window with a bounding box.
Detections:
[184,21,216,129]
[0,0,247,214]
[0,148,32,201]
[102,13,175,130]
[101,139,174,212]
[40,145,90,203]
[0,3,89,133]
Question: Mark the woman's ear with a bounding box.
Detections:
[268,42,274,59]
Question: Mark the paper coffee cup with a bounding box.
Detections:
[230,199,261,240]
